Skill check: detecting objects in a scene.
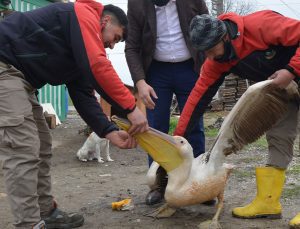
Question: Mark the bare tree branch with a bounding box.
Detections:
[206,0,257,16]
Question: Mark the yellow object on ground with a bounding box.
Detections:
[111,198,132,211]
[290,212,300,229]
[232,166,285,219]
[111,116,183,172]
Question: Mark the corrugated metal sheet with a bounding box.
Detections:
[9,0,68,121]
[36,84,68,121]
[10,0,49,12]
[37,85,68,122]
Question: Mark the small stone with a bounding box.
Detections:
[0,193,7,198]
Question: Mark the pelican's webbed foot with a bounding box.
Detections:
[198,219,222,229]
[144,203,176,218]
[198,193,224,229]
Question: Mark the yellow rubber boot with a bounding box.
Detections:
[232,166,285,219]
[290,212,300,229]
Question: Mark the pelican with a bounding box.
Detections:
[112,80,299,229]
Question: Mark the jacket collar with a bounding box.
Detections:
[218,12,244,59]
[146,0,157,39]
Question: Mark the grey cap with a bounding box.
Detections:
[190,14,227,51]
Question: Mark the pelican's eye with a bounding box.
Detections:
[180,140,184,144]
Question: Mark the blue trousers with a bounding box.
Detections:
[146,59,205,166]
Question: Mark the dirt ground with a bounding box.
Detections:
[0,110,299,229]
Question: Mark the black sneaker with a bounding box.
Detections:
[42,208,84,229]
[145,188,164,205]
[33,220,46,229]
[145,166,168,205]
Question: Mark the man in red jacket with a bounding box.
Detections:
[0,1,148,229]
[174,11,300,228]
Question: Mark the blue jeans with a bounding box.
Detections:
[146,59,205,166]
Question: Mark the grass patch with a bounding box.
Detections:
[168,116,219,138]
[237,157,262,164]
[203,111,228,128]
[205,127,219,138]
[68,95,73,106]
[287,165,300,176]
[168,116,179,135]
[246,135,268,149]
[282,185,300,199]
[232,169,255,180]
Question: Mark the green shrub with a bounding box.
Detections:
[168,116,179,135]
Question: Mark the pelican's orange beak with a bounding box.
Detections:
[111,116,183,172]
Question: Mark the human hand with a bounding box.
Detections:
[268,69,295,88]
[136,80,158,109]
[105,130,137,149]
[127,107,149,135]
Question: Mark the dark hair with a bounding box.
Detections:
[103,4,128,41]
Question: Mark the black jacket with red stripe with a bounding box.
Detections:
[0,0,136,137]
[175,10,300,138]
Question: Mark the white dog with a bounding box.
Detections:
[77,132,113,163]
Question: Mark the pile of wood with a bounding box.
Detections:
[209,74,252,111]
[44,112,56,129]
[209,97,224,111]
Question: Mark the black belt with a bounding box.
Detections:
[153,58,193,64]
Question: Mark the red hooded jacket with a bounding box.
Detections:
[175,10,300,138]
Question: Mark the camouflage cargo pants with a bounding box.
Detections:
[0,62,53,228]
[266,99,299,169]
